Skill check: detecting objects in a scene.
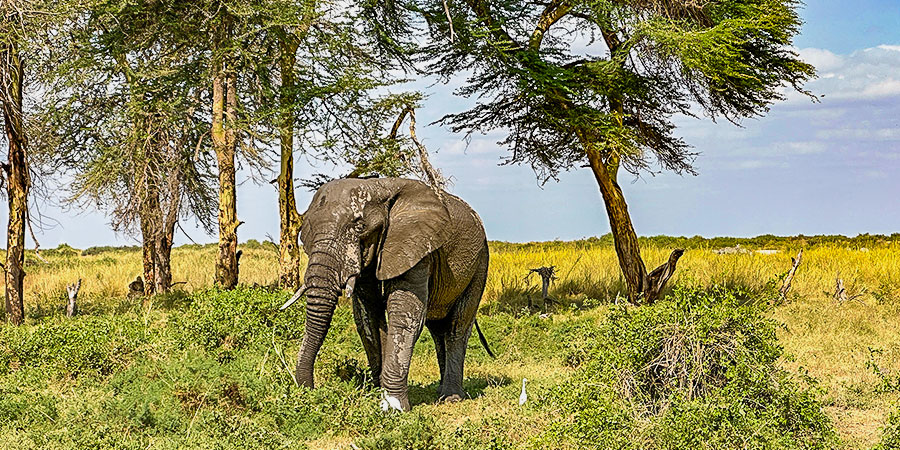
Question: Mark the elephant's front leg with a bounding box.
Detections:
[380,259,431,411]
[351,279,386,386]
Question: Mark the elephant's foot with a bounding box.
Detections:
[438,393,465,404]
[438,386,467,404]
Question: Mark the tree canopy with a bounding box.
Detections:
[398,0,815,301]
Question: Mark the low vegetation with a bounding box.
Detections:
[1,236,899,448]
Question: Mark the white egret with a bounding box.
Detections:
[519,378,528,406]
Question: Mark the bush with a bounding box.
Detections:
[538,284,838,449]
[174,287,307,355]
[42,243,80,257]
[876,410,900,450]
[0,315,150,378]
[81,245,141,256]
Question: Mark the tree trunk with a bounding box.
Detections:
[2,41,28,325]
[140,226,156,296]
[155,173,179,294]
[154,232,173,293]
[212,23,240,289]
[139,164,159,297]
[583,144,648,302]
[277,37,302,289]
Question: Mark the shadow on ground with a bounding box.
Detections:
[408,373,513,406]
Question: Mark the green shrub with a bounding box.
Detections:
[81,245,141,256]
[876,410,900,450]
[42,243,81,257]
[174,287,306,355]
[538,284,838,449]
[354,414,514,450]
[0,315,150,377]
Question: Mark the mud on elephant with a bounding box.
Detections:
[280,177,493,411]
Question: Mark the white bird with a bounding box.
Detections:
[519,378,528,406]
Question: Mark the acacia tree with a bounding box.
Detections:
[406,0,815,303]
[33,0,217,295]
[235,1,427,289]
[207,3,242,289]
[0,1,30,324]
[0,0,64,323]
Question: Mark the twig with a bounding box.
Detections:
[25,208,48,264]
[443,0,456,42]
[407,109,447,195]
[272,327,298,387]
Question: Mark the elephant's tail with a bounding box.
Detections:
[474,319,496,359]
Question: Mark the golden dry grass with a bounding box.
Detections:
[3,241,899,448]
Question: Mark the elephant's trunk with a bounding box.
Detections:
[294,287,338,388]
[294,254,343,388]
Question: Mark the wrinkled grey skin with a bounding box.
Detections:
[294,177,489,411]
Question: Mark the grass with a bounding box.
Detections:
[1,237,899,448]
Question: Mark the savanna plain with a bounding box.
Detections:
[1,235,899,449]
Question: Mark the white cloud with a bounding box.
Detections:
[784,141,827,155]
[815,127,900,141]
[860,79,900,98]
[792,45,900,102]
[797,47,844,72]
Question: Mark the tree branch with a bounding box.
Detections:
[529,1,572,49]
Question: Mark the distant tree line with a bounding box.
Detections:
[3,0,815,324]
[491,233,900,253]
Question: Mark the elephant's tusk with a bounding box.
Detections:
[279,284,308,310]
[344,276,357,299]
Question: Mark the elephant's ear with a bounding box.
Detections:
[376,183,452,280]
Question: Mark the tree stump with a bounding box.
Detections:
[66,279,81,317]
[641,249,685,305]
[128,276,144,298]
[778,249,803,303]
[833,278,847,303]
[528,266,557,310]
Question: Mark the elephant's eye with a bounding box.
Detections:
[351,216,365,230]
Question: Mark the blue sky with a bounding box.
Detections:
[13,1,900,247]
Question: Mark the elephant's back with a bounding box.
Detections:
[426,194,488,320]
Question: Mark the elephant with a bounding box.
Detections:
[280,177,493,411]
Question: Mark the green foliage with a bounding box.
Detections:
[0,315,150,378]
[491,233,900,252]
[354,413,515,450]
[867,348,900,394]
[241,239,275,250]
[41,243,80,257]
[403,0,814,181]
[174,287,306,355]
[876,410,900,450]
[0,284,841,448]
[81,245,142,256]
[538,285,838,449]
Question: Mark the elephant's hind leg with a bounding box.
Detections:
[425,319,448,395]
[440,245,489,402]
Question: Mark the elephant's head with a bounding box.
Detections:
[288,178,451,388]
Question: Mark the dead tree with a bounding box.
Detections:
[66,279,81,317]
[833,278,847,303]
[641,249,685,304]
[778,249,803,303]
[833,276,866,305]
[528,266,557,310]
